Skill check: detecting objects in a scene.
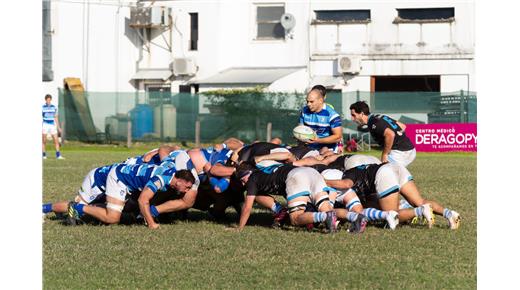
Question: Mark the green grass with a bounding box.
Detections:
[43,145,476,289]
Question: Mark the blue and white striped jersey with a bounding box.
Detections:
[42,104,58,124]
[114,163,176,194]
[92,163,119,191]
[299,104,342,150]
[208,148,232,165]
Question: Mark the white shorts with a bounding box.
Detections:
[344,154,381,170]
[78,168,106,203]
[302,150,320,159]
[42,122,57,135]
[105,168,129,202]
[270,148,290,154]
[374,163,413,199]
[286,167,328,206]
[388,149,416,167]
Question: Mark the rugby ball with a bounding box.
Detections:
[293,125,317,142]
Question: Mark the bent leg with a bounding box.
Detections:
[83,196,123,224]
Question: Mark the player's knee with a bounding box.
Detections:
[315,193,332,211]
[105,214,121,224]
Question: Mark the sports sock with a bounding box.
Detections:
[312,212,327,223]
[73,204,85,217]
[362,208,388,221]
[42,203,52,213]
[42,152,46,158]
[443,208,452,219]
[56,151,61,158]
[414,206,424,217]
[150,205,160,217]
[399,199,413,209]
[345,197,361,211]
[271,202,283,215]
[346,212,359,222]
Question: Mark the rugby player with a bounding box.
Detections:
[321,169,399,230]
[350,101,416,167]
[43,163,118,217]
[234,162,338,233]
[67,163,195,229]
[324,163,461,229]
[299,87,343,153]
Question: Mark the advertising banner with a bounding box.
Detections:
[405,123,477,152]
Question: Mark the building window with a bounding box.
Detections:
[189,13,198,50]
[395,8,454,23]
[256,4,285,40]
[314,10,371,23]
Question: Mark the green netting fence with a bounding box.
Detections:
[57,88,476,145]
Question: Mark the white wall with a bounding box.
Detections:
[44,0,475,96]
[43,1,137,97]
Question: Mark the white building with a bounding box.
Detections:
[43,0,475,127]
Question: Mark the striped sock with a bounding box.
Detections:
[345,197,361,211]
[443,208,452,219]
[414,206,424,217]
[362,208,388,221]
[313,212,327,223]
[346,212,359,222]
[271,202,283,215]
[42,203,52,213]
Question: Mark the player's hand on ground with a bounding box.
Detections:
[224,224,241,232]
[148,223,160,230]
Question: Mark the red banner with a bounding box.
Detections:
[405,123,477,152]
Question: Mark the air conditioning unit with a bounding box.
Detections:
[171,58,197,76]
[337,55,362,74]
[130,6,171,27]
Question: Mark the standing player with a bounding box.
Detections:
[350,101,416,167]
[299,86,343,153]
[42,94,64,159]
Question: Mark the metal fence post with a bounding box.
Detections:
[127,115,132,148]
[195,119,200,148]
[460,90,465,123]
[266,122,272,141]
[60,121,65,146]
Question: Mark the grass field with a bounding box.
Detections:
[43,144,476,289]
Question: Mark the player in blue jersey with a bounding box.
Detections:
[67,163,195,229]
[42,94,64,159]
[350,101,416,167]
[42,163,118,218]
[124,148,166,166]
[299,86,343,153]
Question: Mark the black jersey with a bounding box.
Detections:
[245,164,296,197]
[238,142,283,164]
[367,114,414,151]
[327,154,354,170]
[342,163,384,196]
[288,144,315,160]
